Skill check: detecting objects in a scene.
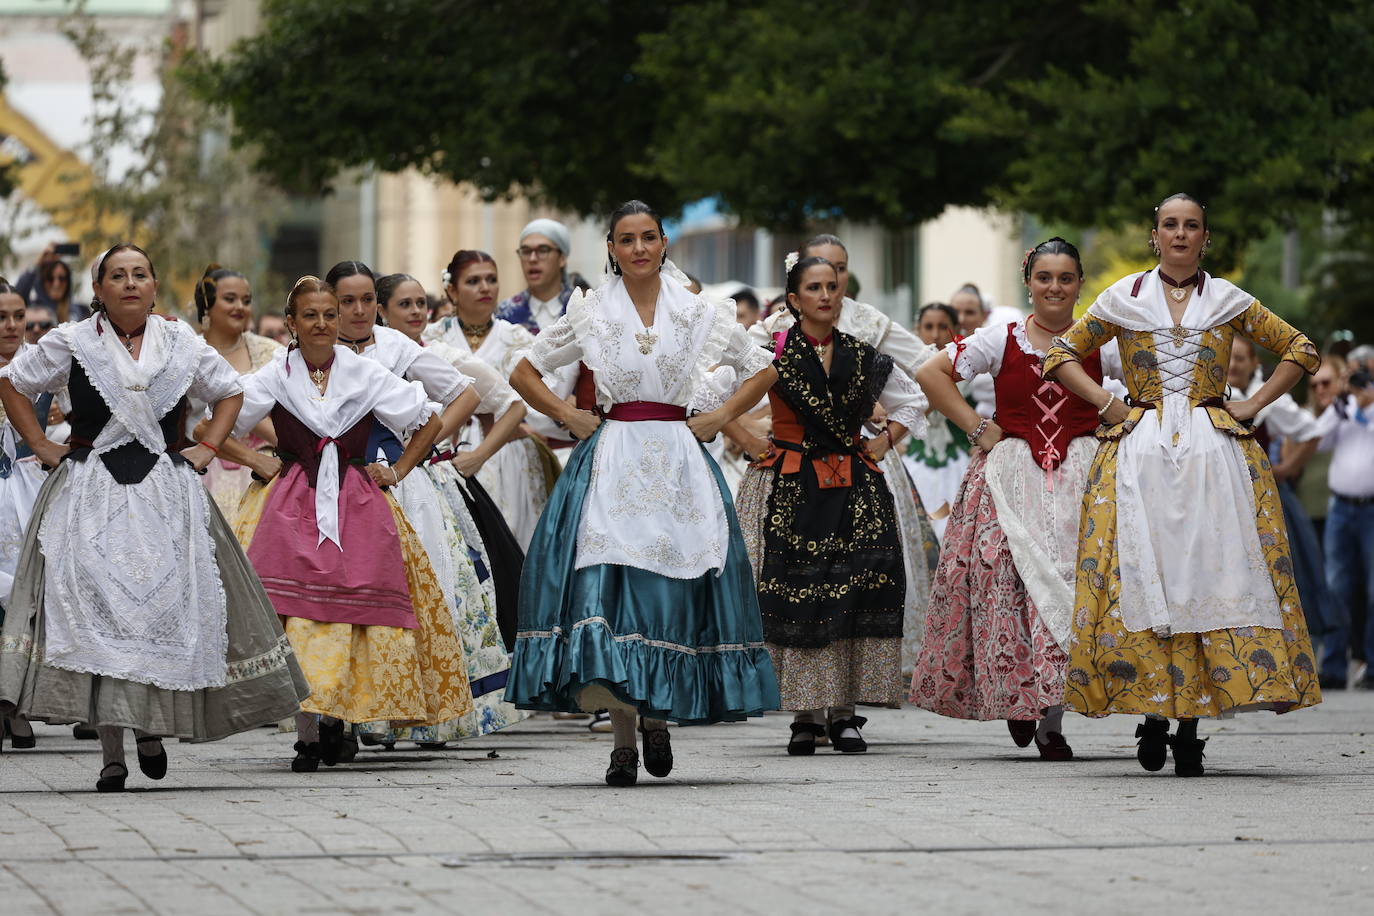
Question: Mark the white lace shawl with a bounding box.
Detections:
[424,316,536,379]
[527,271,771,411]
[236,345,439,546]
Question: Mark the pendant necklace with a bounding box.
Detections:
[107,316,147,354]
[802,330,834,360]
[304,353,335,398]
[338,332,374,354]
[1159,268,1201,304]
[460,317,494,350]
[634,329,659,355]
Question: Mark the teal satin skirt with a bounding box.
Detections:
[506,426,779,725]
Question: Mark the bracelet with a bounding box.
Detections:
[1097,392,1116,418]
[883,427,895,449]
[756,444,771,462]
[389,466,400,485]
[199,440,219,454]
[970,418,991,443]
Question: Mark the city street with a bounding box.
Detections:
[1,694,1370,914]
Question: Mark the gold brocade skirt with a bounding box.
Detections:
[1065,436,1321,718]
[234,480,473,725]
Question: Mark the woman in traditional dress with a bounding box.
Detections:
[904,303,972,541]
[506,200,781,786]
[424,251,561,548]
[0,244,309,790]
[734,255,926,754]
[193,264,283,519]
[357,271,528,742]
[1043,195,1323,776]
[0,278,51,750]
[909,239,1119,760]
[746,234,939,690]
[231,275,471,771]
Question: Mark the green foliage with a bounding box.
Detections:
[970,0,1374,271]
[183,0,681,214]
[61,12,284,312]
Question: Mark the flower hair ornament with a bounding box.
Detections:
[1020,246,1036,285]
[441,269,452,286]
[783,250,800,274]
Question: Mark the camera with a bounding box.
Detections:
[1349,368,1373,391]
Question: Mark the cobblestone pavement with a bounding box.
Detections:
[1,693,1371,914]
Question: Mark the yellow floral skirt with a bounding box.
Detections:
[235,481,473,725]
[1066,436,1321,718]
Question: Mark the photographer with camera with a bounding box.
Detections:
[1313,346,1374,690]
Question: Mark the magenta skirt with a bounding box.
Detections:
[246,465,417,628]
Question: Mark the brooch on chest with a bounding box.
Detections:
[634,330,658,355]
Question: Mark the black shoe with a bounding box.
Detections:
[318,719,344,766]
[639,726,672,777]
[828,715,868,754]
[1135,717,1171,772]
[605,746,639,786]
[1171,735,1207,777]
[96,762,128,792]
[787,721,825,756]
[1007,719,1036,748]
[134,736,168,780]
[3,718,36,749]
[1318,675,1347,690]
[337,735,359,763]
[73,723,99,740]
[358,733,383,747]
[1354,677,1374,691]
[418,741,448,751]
[291,740,321,773]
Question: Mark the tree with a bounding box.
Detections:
[966,0,1374,271]
[59,12,284,312]
[183,0,683,215]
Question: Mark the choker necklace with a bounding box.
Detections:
[303,352,335,397]
[106,316,147,354]
[338,333,374,354]
[802,330,834,360]
[1029,315,1073,335]
[1159,269,1201,303]
[460,317,494,347]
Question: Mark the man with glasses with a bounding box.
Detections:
[497,219,574,334]
[23,305,57,344]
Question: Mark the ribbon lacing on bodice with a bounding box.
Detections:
[1029,367,1067,490]
[1144,325,1211,464]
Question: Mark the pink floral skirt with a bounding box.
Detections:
[908,450,1067,720]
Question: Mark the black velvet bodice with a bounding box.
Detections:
[64,357,191,484]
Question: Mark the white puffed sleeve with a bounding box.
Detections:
[188,335,245,407]
[370,364,440,438]
[1,325,73,398]
[232,355,288,437]
[689,366,739,415]
[719,324,772,380]
[526,312,583,375]
[878,366,928,438]
[454,354,520,418]
[405,349,473,407]
[875,320,926,379]
[943,323,1008,381]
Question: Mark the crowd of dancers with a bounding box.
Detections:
[0,192,1333,790]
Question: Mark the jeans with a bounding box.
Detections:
[1319,496,1374,680]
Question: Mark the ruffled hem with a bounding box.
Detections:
[507,616,778,725]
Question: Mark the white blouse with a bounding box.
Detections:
[526,273,772,579]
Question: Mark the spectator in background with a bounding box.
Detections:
[496,218,573,333]
[1312,356,1374,689]
[23,305,58,344]
[427,293,453,321]
[569,272,593,295]
[734,288,761,328]
[256,312,290,346]
[915,302,958,348]
[15,243,89,324]
[1300,355,1346,544]
[950,283,1023,337]
[1349,344,1374,376]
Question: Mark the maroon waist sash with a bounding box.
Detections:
[604,401,687,422]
